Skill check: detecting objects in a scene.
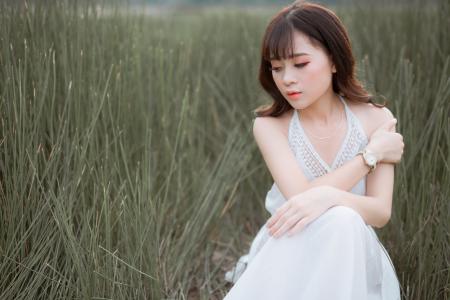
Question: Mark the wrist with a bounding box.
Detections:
[358,147,379,173]
[331,187,345,206]
[357,153,371,173]
[365,144,383,161]
[322,185,340,207]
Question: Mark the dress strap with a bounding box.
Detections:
[338,94,350,113]
[337,94,369,145]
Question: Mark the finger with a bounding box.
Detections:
[268,207,296,233]
[278,202,292,214]
[266,207,286,229]
[390,120,397,132]
[377,118,397,131]
[266,210,282,227]
[272,214,303,238]
[267,202,291,227]
[269,207,299,235]
[387,118,397,132]
[286,216,311,237]
[390,123,396,133]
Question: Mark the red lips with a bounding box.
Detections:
[287,92,302,100]
[287,91,302,95]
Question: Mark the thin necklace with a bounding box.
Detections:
[301,107,346,141]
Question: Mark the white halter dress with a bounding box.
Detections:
[224,95,401,300]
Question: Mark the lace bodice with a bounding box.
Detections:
[265,95,369,215]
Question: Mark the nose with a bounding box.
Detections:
[282,66,297,86]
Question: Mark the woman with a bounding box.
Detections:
[224,1,404,299]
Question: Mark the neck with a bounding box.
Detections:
[299,90,343,125]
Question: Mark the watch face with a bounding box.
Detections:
[366,153,377,166]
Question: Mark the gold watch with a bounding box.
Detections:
[357,148,378,173]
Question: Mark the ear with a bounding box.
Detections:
[327,53,336,73]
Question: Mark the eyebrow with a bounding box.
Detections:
[270,52,310,60]
[293,52,309,57]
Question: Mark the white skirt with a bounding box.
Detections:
[224,206,401,300]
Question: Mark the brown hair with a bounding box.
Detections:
[254,0,386,117]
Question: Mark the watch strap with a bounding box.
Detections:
[357,149,376,173]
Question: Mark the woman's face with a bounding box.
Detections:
[270,30,336,110]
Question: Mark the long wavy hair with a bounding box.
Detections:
[254,0,386,117]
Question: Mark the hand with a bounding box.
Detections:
[366,118,404,163]
[265,186,336,238]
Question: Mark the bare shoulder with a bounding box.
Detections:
[253,109,293,139]
[346,100,396,136]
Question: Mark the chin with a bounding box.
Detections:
[288,100,313,110]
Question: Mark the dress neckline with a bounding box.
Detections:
[292,94,351,172]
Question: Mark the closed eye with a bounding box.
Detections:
[269,66,281,72]
[295,63,309,68]
[269,63,309,72]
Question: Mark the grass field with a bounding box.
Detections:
[0,0,448,299]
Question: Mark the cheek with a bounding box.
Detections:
[306,64,325,80]
[272,72,283,87]
[306,64,333,87]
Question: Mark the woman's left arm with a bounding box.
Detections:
[266,161,395,237]
[332,161,394,228]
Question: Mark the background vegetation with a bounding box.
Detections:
[0,0,448,299]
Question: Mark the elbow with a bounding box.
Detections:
[375,208,392,228]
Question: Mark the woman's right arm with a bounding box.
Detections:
[252,111,403,200]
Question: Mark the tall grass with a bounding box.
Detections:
[0,0,448,299]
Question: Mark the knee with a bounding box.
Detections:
[325,206,365,229]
